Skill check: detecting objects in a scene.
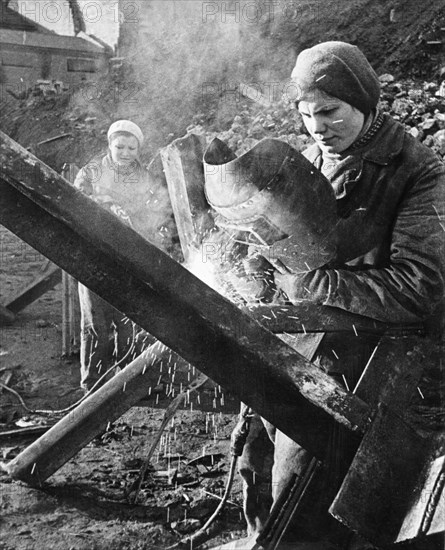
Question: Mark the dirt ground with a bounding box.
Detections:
[0,225,246,550]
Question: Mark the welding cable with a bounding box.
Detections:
[163,454,239,550]
[164,405,253,549]
[0,323,138,416]
[0,359,120,415]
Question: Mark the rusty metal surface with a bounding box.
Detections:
[330,336,443,545]
[244,304,425,336]
[397,440,445,542]
[160,133,214,263]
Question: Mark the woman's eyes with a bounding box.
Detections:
[300,108,337,118]
[317,107,339,117]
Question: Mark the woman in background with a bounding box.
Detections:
[74,120,171,393]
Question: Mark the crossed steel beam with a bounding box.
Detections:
[0,130,372,457]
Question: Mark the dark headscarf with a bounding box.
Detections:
[291,41,380,115]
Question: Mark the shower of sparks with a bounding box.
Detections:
[432,205,445,232]
[353,344,380,393]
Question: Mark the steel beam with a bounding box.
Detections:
[0,130,371,460]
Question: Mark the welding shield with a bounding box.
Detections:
[203,138,337,273]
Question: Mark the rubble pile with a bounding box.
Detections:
[1,71,444,177]
[380,75,445,157]
[188,74,445,160]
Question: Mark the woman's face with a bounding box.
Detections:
[298,92,365,154]
[109,134,139,165]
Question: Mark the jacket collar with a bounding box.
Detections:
[360,113,405,165]
[303,113,405,167]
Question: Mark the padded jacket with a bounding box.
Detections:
[74,153,177,254]
[279,113,445,324]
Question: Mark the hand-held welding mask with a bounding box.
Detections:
[203,138,337,275]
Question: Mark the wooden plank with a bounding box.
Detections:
[5,263,62,314]
[0,129,372,461]
[61,270,70,356]
[61,269,79,356]
[0,303,15,325]
[61,163,80,357]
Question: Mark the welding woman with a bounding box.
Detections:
[74,120,159,393]
[212,42,444,549]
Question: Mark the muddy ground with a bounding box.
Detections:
[0,225,246,550]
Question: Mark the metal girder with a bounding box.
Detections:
[0,129,371,459]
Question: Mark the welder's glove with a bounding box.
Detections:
[242,253,276,303]
[274,269,330,304]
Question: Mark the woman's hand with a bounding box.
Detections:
[275,269,329,304]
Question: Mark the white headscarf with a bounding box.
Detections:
[107,120,144,146]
